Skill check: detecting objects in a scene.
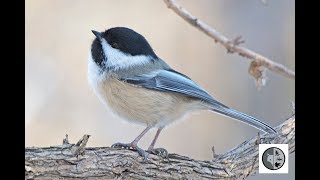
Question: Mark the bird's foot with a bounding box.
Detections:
[111,142,148,160]
[147,147,168,158]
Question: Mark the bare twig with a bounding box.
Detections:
[62,134,69,145]
[212,145,218,159]
[25,115,294,179]
[71,134,91,156]
[163,0,295,83]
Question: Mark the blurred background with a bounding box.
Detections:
[26,0,294,179]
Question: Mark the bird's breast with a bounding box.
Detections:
[90,74,202,127]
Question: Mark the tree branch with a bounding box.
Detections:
[25,114,294,179]
[163,0,295,85]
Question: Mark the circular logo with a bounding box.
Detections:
[262,147,285,170]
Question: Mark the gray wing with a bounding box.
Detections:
[121,69,228,108]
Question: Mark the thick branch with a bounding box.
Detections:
[25,115,294,179]
[163,0,295,81]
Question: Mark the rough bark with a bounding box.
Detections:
[25,114,295,179]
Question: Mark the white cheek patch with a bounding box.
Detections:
[100,39,151,70]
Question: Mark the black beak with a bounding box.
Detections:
[91,30,102,40]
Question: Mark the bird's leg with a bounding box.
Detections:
[111,126,151,160]
[147,128,168,158]
[147,128,162,150]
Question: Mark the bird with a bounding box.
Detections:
[88,27,276,159]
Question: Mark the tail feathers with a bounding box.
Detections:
[211,107,277,134]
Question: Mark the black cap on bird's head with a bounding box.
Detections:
[90,27,158,68]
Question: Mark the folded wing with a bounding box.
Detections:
[121,69,228,108]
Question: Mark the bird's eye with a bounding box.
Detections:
[111,42,119,49]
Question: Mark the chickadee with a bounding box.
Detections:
[88,27,276,159]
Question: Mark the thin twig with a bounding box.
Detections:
[62,134,69,145]
[163,0,295,84]
[71,134,91,156]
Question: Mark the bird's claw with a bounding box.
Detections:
[136,147,149,161]
[147,148,168,158]
[111,142,149,161]
[111,142,132,149]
